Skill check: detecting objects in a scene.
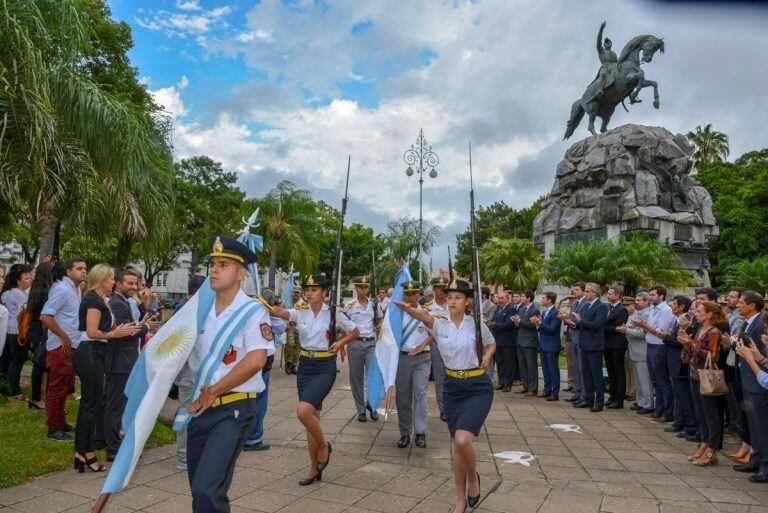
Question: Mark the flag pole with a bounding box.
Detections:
[91,493,111,513]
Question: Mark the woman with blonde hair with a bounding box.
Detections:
[73,264,137,472]
[679,300,727,467]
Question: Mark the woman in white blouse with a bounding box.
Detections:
[271,273,359,486]
[394,278,495,513]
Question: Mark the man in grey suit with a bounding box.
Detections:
[513,290,541,397]
[560,282,586,404]
[619,292,654,414]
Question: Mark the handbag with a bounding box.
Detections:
[698,351,729,396]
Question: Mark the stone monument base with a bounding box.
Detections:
[533,124,718,286]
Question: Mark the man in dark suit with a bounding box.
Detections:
[733,291,768,483]
[534,292,562,400]
[568,283,608,412]
[489,291,517,392]
[560,283,587,404]
[663,296,697,439]
[603,285,629,409]
[514,291,541,397]
[105,269,158,459]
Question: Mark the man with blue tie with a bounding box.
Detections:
[533,292,562,401]
[603,286,629,409]
[566,283,608,412]
[489,291,517,392]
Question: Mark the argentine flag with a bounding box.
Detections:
[366,263,412,419]
[282,271,300,309]
[101,279,216,494]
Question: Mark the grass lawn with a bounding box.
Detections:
[0,380,176,489]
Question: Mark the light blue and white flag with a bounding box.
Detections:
[282,271,300,309]
[237,208,264,295]
[101,279,215,494]
[366,263,412,419]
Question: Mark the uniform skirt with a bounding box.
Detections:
[444,372,493,436]
[297,355,337,410]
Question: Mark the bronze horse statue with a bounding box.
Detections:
[564,23,665,139]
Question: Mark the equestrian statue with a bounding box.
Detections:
[564,21,665,139]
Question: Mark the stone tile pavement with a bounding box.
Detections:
[2,362,767,513]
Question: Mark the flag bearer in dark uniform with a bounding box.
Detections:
[184,236,274,513]
[395,280,433,449]
[393,279,495,513]
[426,276,449,421]
[271,273,360,485]
[344,276,379,421]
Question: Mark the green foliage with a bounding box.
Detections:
[545,236,693,296]
[725,257,768,293]
[694,149,768,286]
[479,237,542,290]
[455,196,545,276]
[687,123,729,168]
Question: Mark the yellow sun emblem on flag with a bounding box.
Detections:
[147,326,195,361]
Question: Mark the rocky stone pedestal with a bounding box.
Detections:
[533,124,718,283]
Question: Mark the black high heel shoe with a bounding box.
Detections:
[467,472,481,508]
[316,442,332,471]
[298,471,322,486]
[74,455,105,473]
[28,400,45,410]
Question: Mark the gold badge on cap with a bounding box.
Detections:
[213,236,224,254]
[307,275,316,286]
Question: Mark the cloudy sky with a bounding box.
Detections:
[111,0,768,267]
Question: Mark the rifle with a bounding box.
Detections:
[447,246,454,281]
[328,156,351,347]
[468,143,484,364]
[371,248,379,333]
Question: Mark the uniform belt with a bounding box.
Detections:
[357,336,375,342]
[400,350,428,355]
[212,392,257,407]
[445,368,485,379]
[300,349,336,358]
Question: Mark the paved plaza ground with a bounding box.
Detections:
[1,362,767,513]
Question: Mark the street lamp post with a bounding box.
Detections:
[404,128,439,282]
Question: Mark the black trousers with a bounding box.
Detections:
[580,349,604,407]
[73,341,106,454]
[187,398,257,513]
[604,347,626,403]
[744,391,768,472]
[690,379,722,449]
[673,375,697,434]
[517,345,539,393]
[29,323,48,402]
[104,342,139,455]
[6,334,30,397]
[495,345,516,387]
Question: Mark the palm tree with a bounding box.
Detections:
[479,237,542,290]
[725,257,768,294]
[544,238,617,288]
[0,0,174,261]
[612,236,693,296]
[260,181,321,288]
[687,124,729,168]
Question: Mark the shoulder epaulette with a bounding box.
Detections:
[424,300,433,308]
[432,313,447,319]
[346,300,356,308]
[295,304,310,310]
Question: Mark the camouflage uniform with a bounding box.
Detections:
[284,321,300,371]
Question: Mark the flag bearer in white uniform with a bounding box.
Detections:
[395,280,433,449]
[344,276,379,421]
[184,236,274,513]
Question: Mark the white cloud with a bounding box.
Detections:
[175,0,201,11]
[149,76,189,119]
[134,4,232,40]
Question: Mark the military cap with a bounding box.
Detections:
[443,279,473,297]
[400,280,422,293]
[302,273,330,289]
[430,276,449,288]
[353,276,371,287]
[208,235,258,265]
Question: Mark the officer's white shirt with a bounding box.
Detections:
[288,303,357,351]
[432,313,494,370]
[187,289,273,393]
[401,309,431,352]
[343,298,375,338]
[426,299,449,317]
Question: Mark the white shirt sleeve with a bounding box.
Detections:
[242,307,273,353]
[336,308,357,333]
[481,321,494,346]
[288,308,299,324]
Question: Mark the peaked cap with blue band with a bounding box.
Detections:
[208,235,259,265]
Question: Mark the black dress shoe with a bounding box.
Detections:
[664,426,683,433]
[357,413,367,422]
[299,472,322,486]
[676,432,687,439]
[397,435,411,448]
[630,405,642,411]
[316,443,332,471]
[566,396,580,403]
[734,462,759,473]
[563,386,574,392]
[590,405,604,413]
[574,402,592,409]
[467,472,481,507]
[686,434,701,443]
[367,404,379,421]
[440,412,447,422]
[243,441,271,451]
[414,434,426,448]
[749,472,768,483]
[637,407,654,415]
[607,402,623,410]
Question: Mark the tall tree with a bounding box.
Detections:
[725,257,768,294]
[479,237,542,291]
[687,123,729,168]
[454,196,545,275]
[175,156,245,276]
